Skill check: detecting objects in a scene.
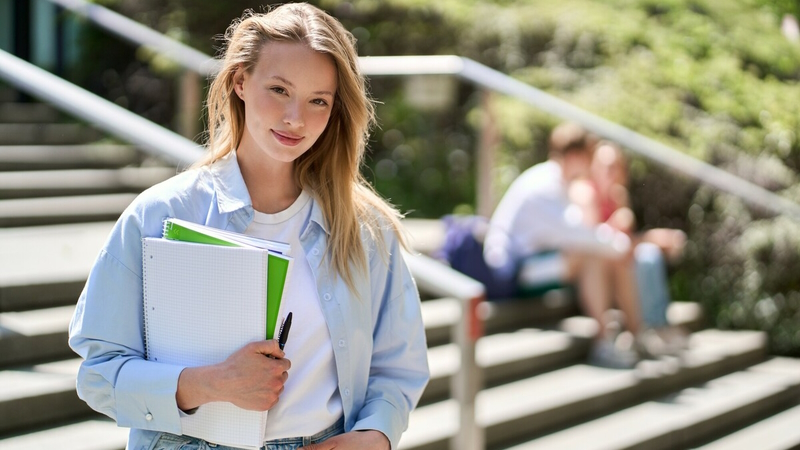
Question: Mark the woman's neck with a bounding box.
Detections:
[237,147,301,214]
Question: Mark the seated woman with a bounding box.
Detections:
[570,140,688,357]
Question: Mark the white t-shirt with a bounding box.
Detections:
[484,160,629,269]
[244,191,343,440]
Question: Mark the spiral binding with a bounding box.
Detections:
[142,239,153,361]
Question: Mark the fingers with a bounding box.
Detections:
[249,340,285,359]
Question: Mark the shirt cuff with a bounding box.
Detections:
[114,358,186,434]
[353,399,403,450]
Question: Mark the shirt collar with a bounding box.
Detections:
[210,151,252,214]
[210,151,330,235]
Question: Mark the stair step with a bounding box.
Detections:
[0,222,113,311]
[0,103,60,123]
[399,329,767,450]
[403,218,446,256]
[506,357,800,450]
[0,124,102,145]
[0,145,142,170]
[696,402,800,450]
[0,167,175,198]
[0,305,75,367]
[0,193,136,227]
[0,419,127,450]
[0,86,15,102]
[422,294,578,347]
[0,359,94,435]
[424,328,589,403]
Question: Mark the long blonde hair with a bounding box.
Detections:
[198,3,405,289]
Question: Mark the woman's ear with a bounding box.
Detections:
[233,64,245,101]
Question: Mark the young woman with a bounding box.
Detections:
[69,4,430,449]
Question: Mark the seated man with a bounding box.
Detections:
[483,122,641,368]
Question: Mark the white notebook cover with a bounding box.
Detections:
[142,237,270,449]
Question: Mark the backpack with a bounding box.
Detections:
[434,215,517,300]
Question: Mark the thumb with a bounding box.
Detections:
[251,339,285,359]
[298,445,324,450]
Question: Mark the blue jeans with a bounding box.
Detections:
[149,417,344,450]
[635,242,670,328]
[514,243,671,328]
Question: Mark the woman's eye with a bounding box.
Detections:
[270,86,287,95]
[312,99,329,106]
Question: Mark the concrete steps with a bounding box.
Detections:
[0,193,137,227]
[0,222,114,311]
[399,329,768,450]
[0,419,127,450]
[505,357,800,450]
[0,359,95,435]
[0,103,60,123]
[0,167,175,198]
[696,401,800,450]
[0,123,102,145]
[0,305,75,367]
[0,145,142,171]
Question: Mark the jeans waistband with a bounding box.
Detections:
[261,417,345,449]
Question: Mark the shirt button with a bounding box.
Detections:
[338,339,346,347]
[323,293,332,301]
[312,248,320,256]
[344,388,350,396]
[145,413,153,421]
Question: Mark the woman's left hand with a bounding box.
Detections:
[299,430,390,450]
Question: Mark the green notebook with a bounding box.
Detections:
[162,218,292,339]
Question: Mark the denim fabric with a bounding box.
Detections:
[635,242,670,328]
[148,418,344,450]
[68,152,429,450]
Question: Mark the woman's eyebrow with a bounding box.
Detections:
[270,76,334,97]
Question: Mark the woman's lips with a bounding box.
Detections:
[272,130,303,146]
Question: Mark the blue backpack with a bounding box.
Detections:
[434,215,517,300]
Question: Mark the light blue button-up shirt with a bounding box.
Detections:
[68,153,430,449]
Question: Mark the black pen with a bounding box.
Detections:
[277,312,293,351]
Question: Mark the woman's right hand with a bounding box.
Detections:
[176,340,291,412]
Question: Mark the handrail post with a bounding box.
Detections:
[476,89,498,218]
[177,70,202,140]
[451,293,485,450]
[402,251,486,450]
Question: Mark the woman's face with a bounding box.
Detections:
[234,41,337,166]
[592,144,627,191]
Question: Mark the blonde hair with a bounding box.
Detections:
[197,3,405,289]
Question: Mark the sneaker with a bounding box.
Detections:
[636,326,689,358]
[588,336,640,369]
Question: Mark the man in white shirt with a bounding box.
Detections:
[484,122,641,368]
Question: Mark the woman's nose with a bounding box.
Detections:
[283,101,304,128]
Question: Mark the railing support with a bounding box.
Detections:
[403,251,486,450]
[451,294,485,450]
[476,90,498,218]
[177,70,202,140]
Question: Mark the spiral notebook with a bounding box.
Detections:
[142,234,291,449]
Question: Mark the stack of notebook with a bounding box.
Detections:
[142,218,293,448]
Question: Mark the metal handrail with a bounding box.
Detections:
[48,0,219,77]
[0,49,204,166]
[360,55,800,221]
[46,0,800,221]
